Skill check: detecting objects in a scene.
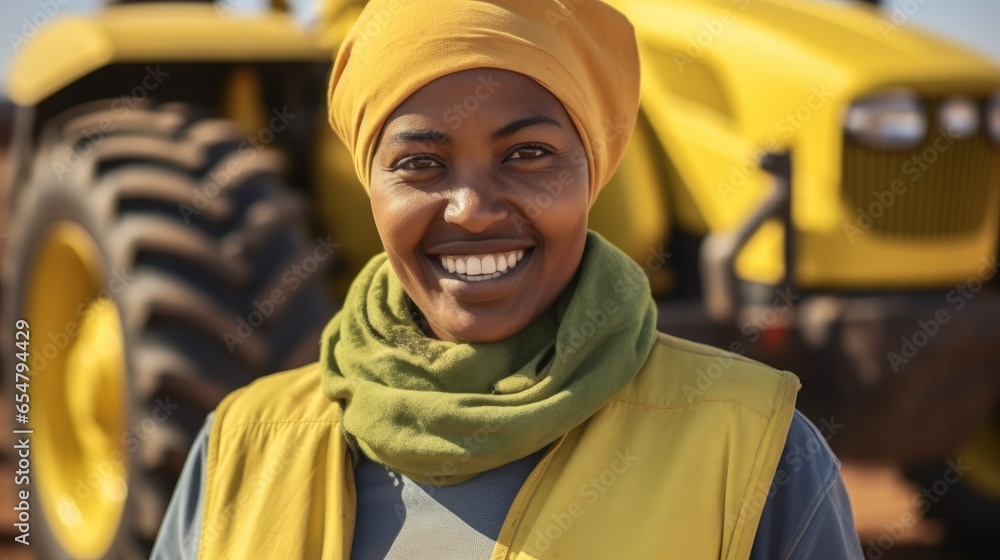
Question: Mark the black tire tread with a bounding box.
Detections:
[9,100,335,559]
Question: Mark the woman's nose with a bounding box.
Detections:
[443,183,511,233]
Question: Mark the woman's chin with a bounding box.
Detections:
[424,308,529,343]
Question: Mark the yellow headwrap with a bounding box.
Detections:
[327,0,641,207]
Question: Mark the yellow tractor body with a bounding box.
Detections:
[608,0,1000,288]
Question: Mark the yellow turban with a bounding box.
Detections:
[327,0,641,207]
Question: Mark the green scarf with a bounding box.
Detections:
[320,231,657,484]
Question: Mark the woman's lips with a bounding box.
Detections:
[438,249,525,281]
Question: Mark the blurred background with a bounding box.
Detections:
[1,1,999,559]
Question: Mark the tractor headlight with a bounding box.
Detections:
[845,91,926,149]
[988,93,1000,143]
[939,96,979,139]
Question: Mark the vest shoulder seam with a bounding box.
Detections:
[653,332,780,372]
[610,396,770,420]
[219,418,341,436]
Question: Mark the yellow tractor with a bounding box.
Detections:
[3,2,336,557]
[2,0,999,558]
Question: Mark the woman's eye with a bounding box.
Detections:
[507,145,549,160]
[397,155,441,170]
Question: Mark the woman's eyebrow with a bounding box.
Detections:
[492,115,561,140]
[388,129,448,145]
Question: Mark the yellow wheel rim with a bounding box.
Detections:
[25,221,128,559]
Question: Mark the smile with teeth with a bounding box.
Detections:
[438,250,526,281]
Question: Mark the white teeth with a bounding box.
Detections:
[482,254,497,274]
[436,249,530,281]
[466,255,482,275]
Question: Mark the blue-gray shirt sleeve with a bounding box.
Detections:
[749,410,864,560]
[149,412,213,560]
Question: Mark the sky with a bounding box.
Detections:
[874,0,1000,62]
[1,0,998,96]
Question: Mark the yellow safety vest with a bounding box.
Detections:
[197,332,799,560]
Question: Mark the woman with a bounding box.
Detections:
[153,0,863,558]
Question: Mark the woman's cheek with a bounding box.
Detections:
[516,168,586,220]
[372,187,419,239]
[539,172,588,226]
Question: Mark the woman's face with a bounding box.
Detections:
[371,68,590,342]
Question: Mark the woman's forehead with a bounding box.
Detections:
[381,69,571,135]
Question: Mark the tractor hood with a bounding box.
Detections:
[612,0,1000,139]
[6,3,327,106]
[721,0,998,75]
[626,0,1000,78]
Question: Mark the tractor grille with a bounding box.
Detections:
[841,97,1000,240]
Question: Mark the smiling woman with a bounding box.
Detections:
[151,1,864,559]
[371,69,589,342]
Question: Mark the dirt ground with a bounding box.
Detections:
[842,463,976,560]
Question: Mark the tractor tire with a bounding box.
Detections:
[2,100,336,559]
